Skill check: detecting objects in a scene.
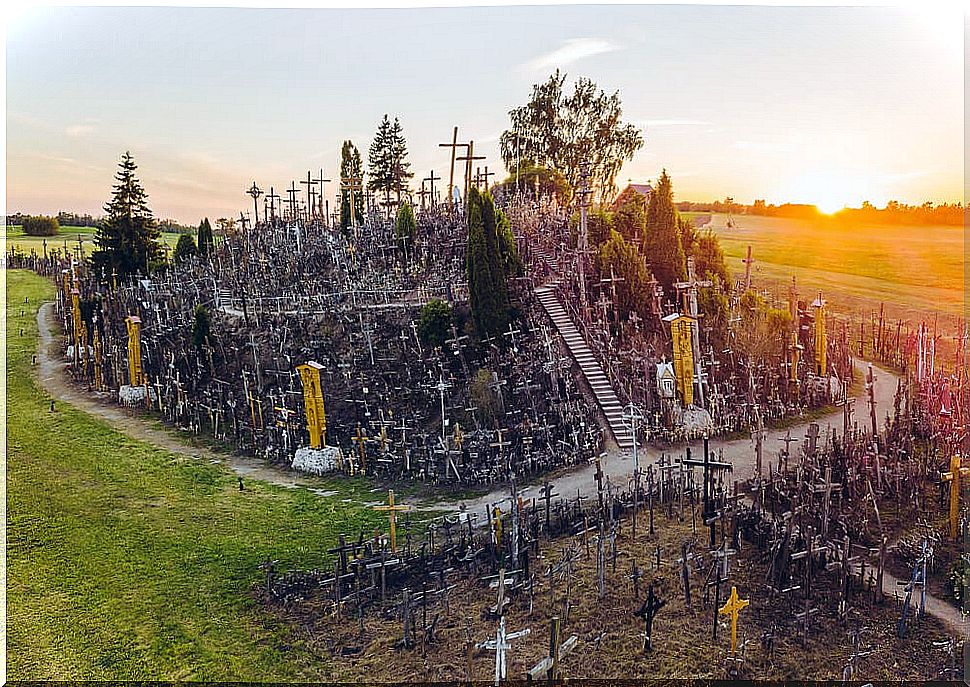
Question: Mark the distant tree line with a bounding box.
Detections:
[675,198,964,225]
[6,211,194,233]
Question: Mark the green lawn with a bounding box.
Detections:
[5,269,390,680]
[5,225,186,258]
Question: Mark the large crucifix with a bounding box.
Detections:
[438,127,468,211]
[300,170,318,223]
[313,168,332,219]
[684,436,733,548]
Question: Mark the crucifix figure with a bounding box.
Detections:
[633,584,666,652]
[372,489,413,553]
[718,586,750,655]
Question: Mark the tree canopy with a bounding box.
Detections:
[91,151,163,280]
[597,229,654,322]
[417,298,453,348]
[493,162,571,203]
[395,202,417,255]
[22,215,59,237]
[498,71,643,201]
[197,218,214,257]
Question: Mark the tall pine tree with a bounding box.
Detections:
[642,169,686,298]
[92,151,163,279]
[368,115,413,209]
[197,217,214,257]
[340,140,364,232]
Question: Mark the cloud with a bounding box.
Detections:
[65,124,95,137]
[522,38,621,73]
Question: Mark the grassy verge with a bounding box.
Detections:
[5,269,392,680]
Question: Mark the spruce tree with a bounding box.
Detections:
[368,115,414,208]
[91,151,163,279]
[340,140,364,232]
[598,229,653,322]
[643,169,687,297]
[174,233,198,262]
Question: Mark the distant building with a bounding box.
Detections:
[611,183,653,210]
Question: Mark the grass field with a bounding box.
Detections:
[4,224,186,258]
[5,270,393,680]
[701,213,965,324]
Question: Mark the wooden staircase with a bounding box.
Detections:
[535,284,634,450]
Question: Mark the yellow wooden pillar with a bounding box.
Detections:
[125,315,143,386]
[296,361,327,448]
[941,455,970,540]
[665,314,695,407]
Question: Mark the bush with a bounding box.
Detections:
[174,234,198,262]
[417,298,453,348]
[22,215,59,236]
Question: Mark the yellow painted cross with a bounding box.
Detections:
[372,490,412,553]
[454,422,464,451]
[941,455,970,540]
[718,586,750,655]
[492,505,503,550]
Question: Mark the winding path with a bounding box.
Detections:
[35,299,968,635]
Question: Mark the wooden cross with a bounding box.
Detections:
[528,616,578,682]
[423,170,441,209]
[247,182,263,226]
[352,422,368,471]
[718,586,749,655]
[684,437,733,548]
[941,454,970,540]
[372,489,412,553]
[741,245,755,292]
[633,584,666,652]
[456,140,485,203]
[299,170,318,222]
[438,126,467,210]
[285,181,300,220]
[477,616,531,687]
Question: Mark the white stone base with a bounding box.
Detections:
[674,405,714,433]
[118,384,152,407]
[292,445,343,475]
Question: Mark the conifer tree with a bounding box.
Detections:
[197,217,214,257]
[466,188,512,339]
[340,140,364,232]
[368,115,413,208]
[643,169,687,297]
[91,151,163,279]
[598,229,653,322]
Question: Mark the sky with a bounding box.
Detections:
[5,4,965,224]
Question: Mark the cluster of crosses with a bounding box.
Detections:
[40,161,612,486]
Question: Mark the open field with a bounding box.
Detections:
[5,270,393,680]
[701,213,965,324]
[4,224,187,257]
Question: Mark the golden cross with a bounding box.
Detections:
[372,489,412,553]
[454,422,464,450]
[493,505,503,550]
[718,586,749,655]
[941,454,970,540]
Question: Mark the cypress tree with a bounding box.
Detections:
[395,202,417,256]
[466,188,511,339]
[643,169,686,297]
[197,217,214,257]
[91,151,163,279]
[340,141,364,232]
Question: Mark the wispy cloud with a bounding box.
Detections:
[522,38,621,73]
[65,124,95,137]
